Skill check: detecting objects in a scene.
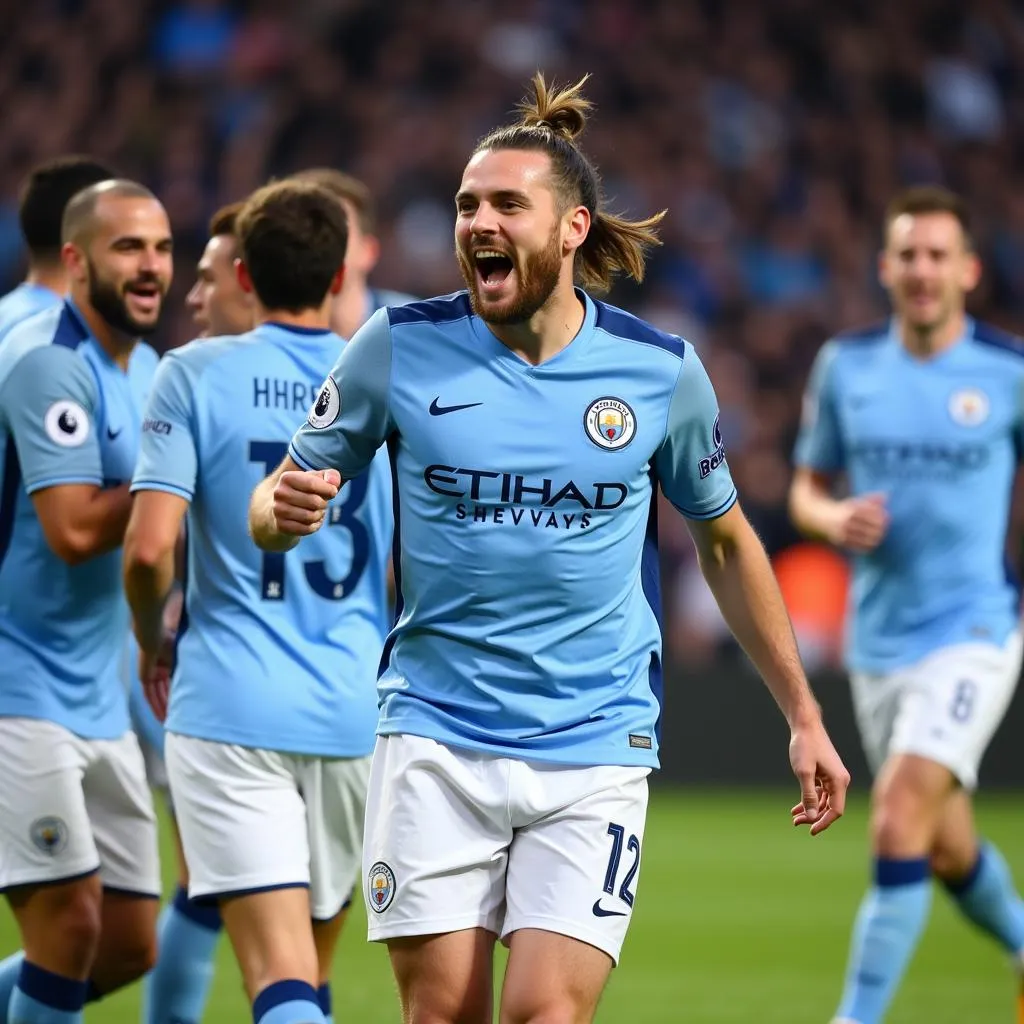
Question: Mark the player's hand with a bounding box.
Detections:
[139,637,174,723]
[830,492,888,553]
[272,469,341,536]
[788,715,850,836]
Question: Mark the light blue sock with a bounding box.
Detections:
[944,842,1024,955]
[142,885,222,1024]
[317,983,332,1024]
[0,952,24,1023]
[252,979,325,1024]
[835,857,932,1024]
[9,961,86,1024]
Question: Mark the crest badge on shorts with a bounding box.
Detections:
[948,388,989,427]
[30,816,68,856]
[368,861,396,913]
[584,397,637,451]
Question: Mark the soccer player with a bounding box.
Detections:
[124,179,392,1024]
[0,156,117,340]
[790,186,1024,1024]
[251,74,850,1024]
[184,201,254,337]
[133,199,253,1024]
[290,168,416,335]
[0,179,172,1024]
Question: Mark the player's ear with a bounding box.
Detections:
[961,250,982,293]
[563,205,590,256]
[360,234,381,274]
[328,265,346,296]
[235,258,255,294]
[61,241,87,284]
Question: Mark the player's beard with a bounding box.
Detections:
[459,227,562,325]
[87,260,163,337]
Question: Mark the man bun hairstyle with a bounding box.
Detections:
[476,73,665,293]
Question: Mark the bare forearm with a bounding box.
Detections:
[788,476,839,543]
[125,549,176,654]
[698,525,819,727]
[248,475,299,552]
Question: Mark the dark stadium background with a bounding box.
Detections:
[1,1,1023,1020]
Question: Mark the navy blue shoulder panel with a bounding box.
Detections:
[972,320,1024,358]
[387,292,472,327]
[51,302,89,350]
[831,321,888,346]
[594,300,686,362]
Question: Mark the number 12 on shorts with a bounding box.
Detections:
[598,822,640,913]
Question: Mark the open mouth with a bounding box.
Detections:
[474,249,515,294]
[127,282,161,314]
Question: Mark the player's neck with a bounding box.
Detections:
[256,302,331,332]
[329,281,369,339]
[24,262,66,295]
[488,284,586,366]
[899,310,966,359]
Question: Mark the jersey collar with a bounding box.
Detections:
[470,287,597,372]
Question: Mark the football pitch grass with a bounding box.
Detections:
[2,788,1022,1022]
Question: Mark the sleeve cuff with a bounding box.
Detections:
[675,488,738,521]
[129,479,194,500]
[24,474,104,495]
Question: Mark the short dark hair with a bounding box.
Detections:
[884,186,972,249]
[290,167,376,233]
[235,180,348,313]
[19,155,118,261]
[209,201,243,239]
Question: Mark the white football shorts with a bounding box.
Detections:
[851,630,1022,789]
[0,717,160,895]
[166,732,369,919]
[363,733,651,965]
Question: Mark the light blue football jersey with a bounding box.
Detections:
[131,322,393,757]
[290,290,736,768]
[0,300,158,739]
[0,283,61,343]
[795,318,1024,672]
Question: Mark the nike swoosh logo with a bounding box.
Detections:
[107,427,122,440]
[429,398,483,416]
[591,899,627,918]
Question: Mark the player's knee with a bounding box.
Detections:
[502,997,591,1024]
[46,886,103,966]
[870,785,936,856]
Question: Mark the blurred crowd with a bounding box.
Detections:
[3,0,1024,668]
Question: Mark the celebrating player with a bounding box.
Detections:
[184,201,254,338]
[133,198,254,1024]
[125,179,392,1024]
[791,185,1024,1024]
[0,180,172,1024]
[252,74,849,1024]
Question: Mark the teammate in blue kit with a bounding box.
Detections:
[132,199,253,1024]
[791,186,1024,1024]
[251,74,850,1024]
[184,201,254,339]
[0,156,116,341]
[0,179,172,1024]
[124,179,392,1024]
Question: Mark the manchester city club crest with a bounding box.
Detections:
[584,397,637,450]
[30,816,68,856]
[367,861,396,914]
[948,388,990,427]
